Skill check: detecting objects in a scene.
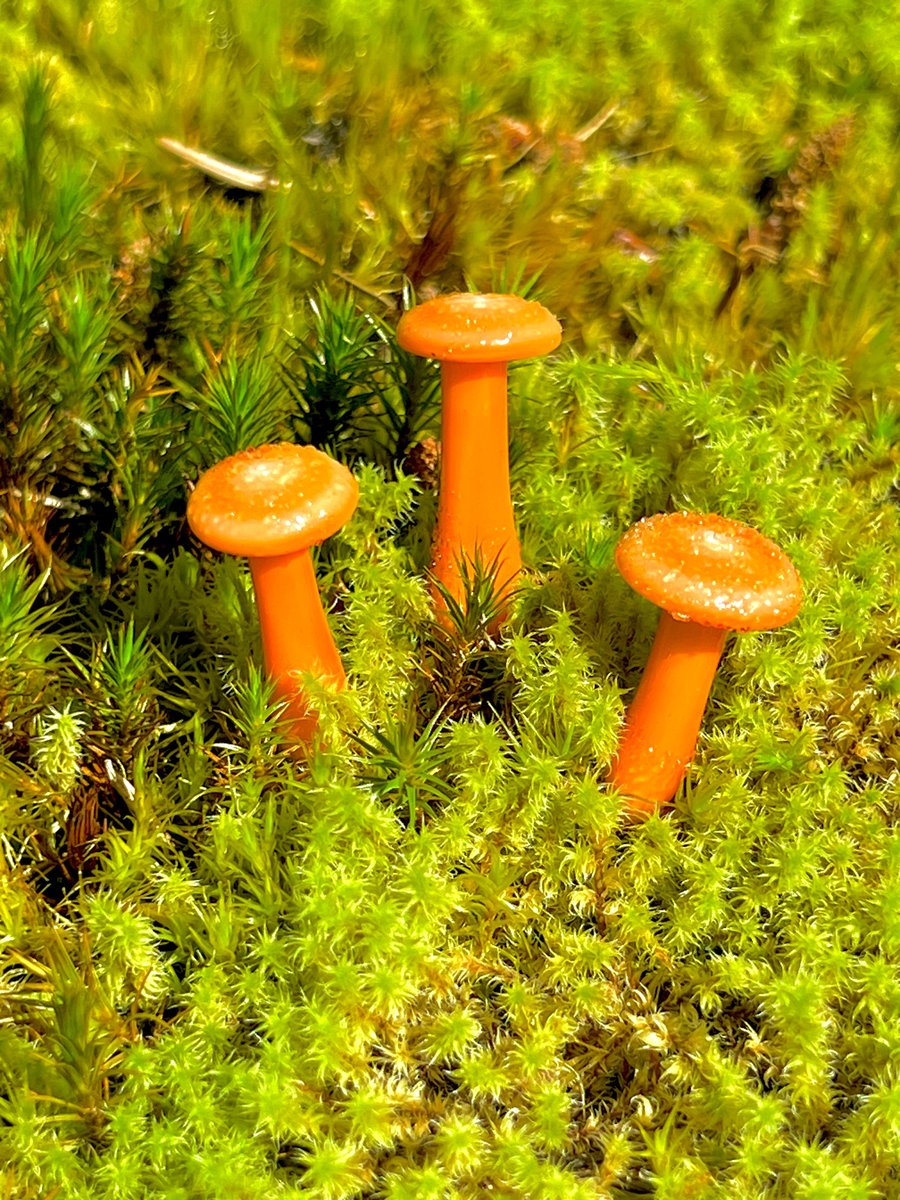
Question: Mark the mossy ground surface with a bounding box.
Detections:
[0,1,898,1196]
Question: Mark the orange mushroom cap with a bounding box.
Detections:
[397,292,562,362]
[615,512,803,632]
[188,443,358,558]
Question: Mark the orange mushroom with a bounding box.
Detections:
[397,292,561,626]
[607,512,803,818]
[187,443,358,743]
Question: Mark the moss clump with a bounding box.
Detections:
[1,3,899,1196]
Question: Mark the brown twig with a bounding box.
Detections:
[158,137,289,192]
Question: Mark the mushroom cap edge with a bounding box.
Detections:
[187,442,359,558]
[397,292,562,363]
[615,510,803,632]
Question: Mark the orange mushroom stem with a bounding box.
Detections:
[437,358,520,605]
[187,443,358,743]
[247,549,345,739]
[397,293,561,627]
[607,512,803,819]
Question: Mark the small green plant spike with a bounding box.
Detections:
[17,65,53,231]
[282,289,384,455]
[31,700,86,794]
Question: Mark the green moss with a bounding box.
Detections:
[1,1,899,1195]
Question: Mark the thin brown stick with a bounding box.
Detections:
[158,137,288,192]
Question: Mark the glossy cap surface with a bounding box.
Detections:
[188,443,358,558]
[397,292,562,362]
[615,511,803,631]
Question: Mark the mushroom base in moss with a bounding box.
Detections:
[607,613,727,818]
[250,550,346,743]
[431,360,522,628]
